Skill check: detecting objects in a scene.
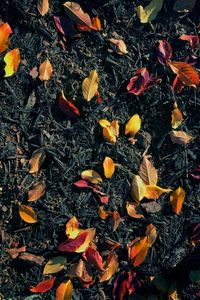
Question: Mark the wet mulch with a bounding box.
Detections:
[0,0,200,299]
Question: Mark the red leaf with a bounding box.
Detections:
[76,259,95,288]
[190,168,200,180]
[74,179,94,190]
[82,246,104,271]
[172,75,185,94]
[30,278,55,293]
[169,61,199,88]
[59,90,80,118]
[58,232,88,252]
[76,23,91,32]
[157,40,172,65]
[99,195,109,204]
[54,16,79,38]
[113,271,140,300]
[179,34,199,49]
[191,223,200,244]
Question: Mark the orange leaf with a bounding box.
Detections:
[99,252,119,282]
[168,61,199,88]
[103,157,115,178]
[7,246,26,259]
[139,155,158,185]
[125,114,141,136]
[170,186,185,214]
[39,59,53,81]
[29,148,46,174]
[28,182,46,202]
[145,185,172,200]
[30,277,55,293]
[171,102,183,129]
[146,224,157,246]
[131,175,147,203]
[4,48,20,77]
[18,204,38,223]
[98,206,113,220]
[37,0,49,16]
[65,216,81,238]
[81,169,102,184]
[56,279,73,300]
[113,211,123,231]
[0,22,12,53]
[126,202,144,219]
[128,236,149,267]
[63,2,91,27]
[91,16,101,31]
[169,130,194,145]
[109,38,128,55]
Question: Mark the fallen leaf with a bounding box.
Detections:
[146,224,157,246]
[91,16,101,31]
[54,16,79,38]
[0,22,12,53]
[99,252,119,282]
[131,175,147,203]
[168,62,199,88]
[4,48,20,77]
[113,211,123,231]
[59,90,80,118]
[76,259,95,288]
[29,67,38,79]
[113,271,140,300]
[139,155,158,185]
[109,38,128,55]
[18,204,38,223]
[43,256,66,274]
[58,228,96,253]
[82,70,99,101]
[7,246,26,259]
[103,157,115,178]
[125,114,141,137]
[74,179,95,190]
[81,169,102,184]
[137,0,164,23]
[65,216,80,239]
[126,202,144,219]
[172,75,185,94]
[63,2,91,27]
[168,289,181,300]
[19,252,45,265]
[99,195,109,204]
[56,279,73,300]
[191,223,200,244]
[128,236,149,267]
[173,0,196,12]
[141,201,161,213]
[82,245,104,271]
[170,186,185,214]
[179,34,199,49]
[169,130,194,145]
[99,119,119,144]
[39,59,53,81]
[104,237,121,251]
[37,0,49,16]
[30,278,55,293]
[145,185,172,200]
[190,168,200,180]
[157,40,173,66]
[98,119,111,127]
[28,182,46,202]
[29,148,46,174]
[171,102,183,129]
[98,206,113,220]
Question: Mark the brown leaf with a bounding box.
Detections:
[99,252,119,282]
[98,206,113,220]
[139,155,158,185]
[109,38,128,55]
[170,186,185,214]
[19,252,45,265]
[113,211,123,231]
[169,130,194,145]
[37,0,49,16]
[28,182,46,202]
[7,246,27,259]
[63,2,91,27]
[29,148,46,174]
[39,59,53,81]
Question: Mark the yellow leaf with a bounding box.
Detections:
[29,148,46,174]
[126,202,144,219]
[137,0,164,23]
[109,38,128,55]
[100,120,119,144]
[4,48,20,77]
[139,155,158,185]
[131,175,147,203]
[103,157,115,178]
[18,204,37,223]
[169,130,194,145]
[98,119,111,128]
[170,186,185,214]
[110,120,119,137]
[145,185,172,200]
[0,22,12,53]
[82,70,99,101]
[66,216,81,238]
[125,114,141,136]
[76,228,96,253]
[56,279,73,300]
[43,256,66,274]
[99,252,118,282]
[81,169,102,184]
[37,0,49,16]
[171,103,183,129]
[39,59,53,81]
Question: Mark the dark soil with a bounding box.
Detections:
[0,0,200,299]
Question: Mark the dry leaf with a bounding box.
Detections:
[37,0,49,16]
[76,259,94,288]
[170,186,185,214]
[99,252,119,282]
[126,202,144,219]
[30,277,55,293]
[82,70,99,101]
[171,102,183,129]
[18,204,38,223]
[128,236,149,267]
[146,224,157,247]
[125,114,141,136]
[43,256,66,274]
[29,148,46,174]
[99,119,119,144]
[103,157,115,178]
[28,182,46,202]
[98,206,113,220]
[98,119,111,127]
[157,40,173,66]
[91,16,101,31]
[65,216,80,239]
[7,246,26,259]
[4,48,20,77]
[63,2,91,27]
[169,130,194,145]
[109,38,128,55]
[82,245,104,271]
[19,252,45,265]
[168,62,199,88]
[145,185,172,200]
[131,175,147,203]
[139,155,158,185]
[137,0,164,23]
[0,22,12,53]
[56,279,73,300]
[113,211,123,231]
[59,90,80,118]
[39,59,53,81]
[81,169,102,184]
[29,66,38,79]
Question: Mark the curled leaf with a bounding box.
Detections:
[82,246,104,271]
[98,206,113,220]
[125,114,141,137]
[109,38,128,55]
[76,259,94,288]
[145,185,172,200]
[131,175,147,203]
[43,256,66,274]
[146,224,157,246]
[63,2,91,27]
[39,59,53,81]
[171,102,183,129]
[99,119,119,144]
[82,70,99,101]
[29,148,46,174]
[113,211,123,231]
[157,40,172,66]
[128,236,149,267]
[126,202,144,219]
[103,157,115,178]
[59,90,80,118]
[190,168,200,180]
[0,22,12,53]
[99,252,119,282]
[179,34,199,49]
[81,169,102,184]
[137,0,164,23]
[169,130,194,145]
[4,48,20,77]
[7,246,26,259]
[28,182,46,202]
[113,271,140,300]
[18,204,38,224]
[30,277,55,293]
[54,16,79,38]
[37,0,49,16]
[170,186,185,214]
[56,279,73,300]
[139,155,158,185]
[98,119,111,128]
